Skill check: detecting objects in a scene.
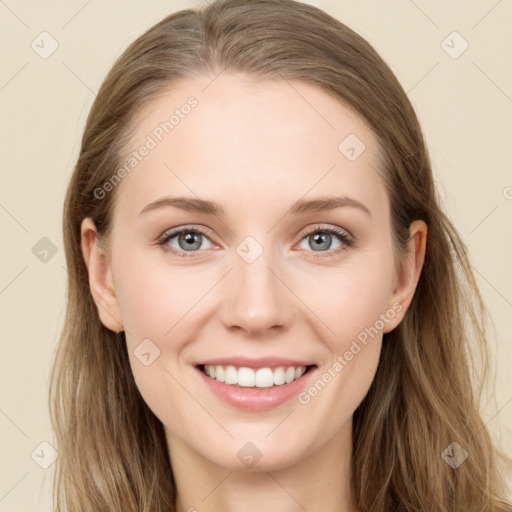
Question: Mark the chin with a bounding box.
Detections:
[203,440,308,473]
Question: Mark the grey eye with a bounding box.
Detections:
[298,231,343,252]
[166,231,214,252]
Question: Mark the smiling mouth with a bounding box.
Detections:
[197,364,317,388]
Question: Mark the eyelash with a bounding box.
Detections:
[157,224,354,260]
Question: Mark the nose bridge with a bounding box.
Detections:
[218,236,293,335]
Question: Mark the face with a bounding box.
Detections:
[82,73,425,472]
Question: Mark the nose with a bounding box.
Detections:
[218,247,296,337]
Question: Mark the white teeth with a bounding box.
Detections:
[238,367,255,387]
[273,366,285,385]
[202,364,308,388]
[215,366,225,383]
[285,366,296,383]
[255,368,274,388]
[224,365,238,385]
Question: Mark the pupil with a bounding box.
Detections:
[312,232,330,251]
[180,232,201,250]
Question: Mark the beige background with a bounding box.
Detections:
[0,0,511,509]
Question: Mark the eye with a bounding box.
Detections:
[157,225,215,257]
[157,224,354,259]
[296,225,354,259]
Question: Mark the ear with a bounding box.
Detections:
[80,217,124,332]
[383,220,427,333]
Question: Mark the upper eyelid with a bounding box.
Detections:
[158,225,214,244]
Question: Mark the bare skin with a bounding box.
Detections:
[81,73,427,512]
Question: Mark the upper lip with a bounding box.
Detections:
[195,357,316,369]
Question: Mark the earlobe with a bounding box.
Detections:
[80,217,124,333]
[383,220,428,333]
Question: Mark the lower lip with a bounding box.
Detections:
[195,366,317,411]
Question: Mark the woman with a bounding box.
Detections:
[48,0,512,510]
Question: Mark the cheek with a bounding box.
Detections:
[290,260,393,442]
[113,257,210,421]
[114,240,395,369]
[114,250,208,339]
[304,256,395,351]
[108,239,396,468]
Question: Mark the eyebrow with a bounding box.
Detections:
[139,195,371,217]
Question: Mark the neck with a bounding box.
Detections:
[167,418,356,512]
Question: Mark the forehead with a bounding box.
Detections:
[112,73,387,221]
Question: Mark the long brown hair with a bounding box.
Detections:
[49,0,512,510]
